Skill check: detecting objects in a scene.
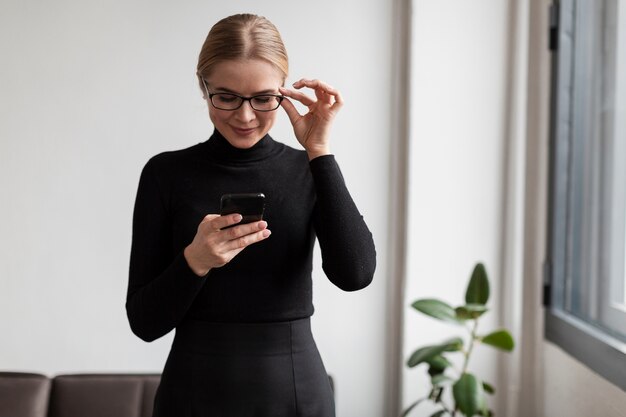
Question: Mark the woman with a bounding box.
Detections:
[126,13,376,417]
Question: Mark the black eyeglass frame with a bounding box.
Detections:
[200,78,284,112]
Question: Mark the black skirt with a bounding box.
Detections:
[153,318,335,417]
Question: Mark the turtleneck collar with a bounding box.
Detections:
[203,129,282,164]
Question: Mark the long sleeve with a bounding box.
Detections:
[126,159,206,342]
[126,134,374,327]
[310,155,376,291]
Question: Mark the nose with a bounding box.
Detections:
[234,100,256,122]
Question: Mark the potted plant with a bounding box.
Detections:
[403,263,514,417]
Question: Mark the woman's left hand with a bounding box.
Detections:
[279,79,343,160]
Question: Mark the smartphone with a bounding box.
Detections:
[220,193,266,226]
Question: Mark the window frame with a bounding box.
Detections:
[544,0,626,391]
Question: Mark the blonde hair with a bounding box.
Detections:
[196,14,289,88]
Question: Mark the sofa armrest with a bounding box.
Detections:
[0,372,51,417]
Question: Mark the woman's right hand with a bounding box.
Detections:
[183,214,271,276]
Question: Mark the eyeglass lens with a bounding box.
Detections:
[211,93,281,111]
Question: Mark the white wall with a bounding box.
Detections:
[0,1,392,416]
[402,0,510,415]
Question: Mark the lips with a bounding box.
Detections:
[231,126,258,136]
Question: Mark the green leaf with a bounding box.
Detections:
[482,381,495,394]
[455,304,489,320]
[401,398,424,417]
[442,337,464,352]
[481,329,515,351]
[430,410,447,417]
[412,299,463,324]
[453,373,485,416]
[465,263,490,305]
[407,346,444,368]
[407,338,463,368]
[427,355,452,377]
[427,355,452,370]
[431,374,454,386]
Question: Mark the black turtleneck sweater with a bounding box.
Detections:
[126,130,376,342]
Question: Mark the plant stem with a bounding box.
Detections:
[438,395,453,415]
[461,319,479,375]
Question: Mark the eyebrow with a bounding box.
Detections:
[212,86,279,95]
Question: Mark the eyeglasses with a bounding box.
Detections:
[208,92,284,112]
[201,78,284,112]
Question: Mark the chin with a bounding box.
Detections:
[225,132,263,149]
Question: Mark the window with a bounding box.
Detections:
[545,0,626,388]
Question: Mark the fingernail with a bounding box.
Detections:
[234,214,242,222]
[263,229,271,237]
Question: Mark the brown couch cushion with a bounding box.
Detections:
[48,374,160,417]
[140,376,160,417]
[0,372,51,417]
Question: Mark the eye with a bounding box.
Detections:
[214,94,239,103]
[252,95,273,104]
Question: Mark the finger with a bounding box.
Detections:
[320,86,342,108]
[211,213,242,230]
[330,89,344,111]
[333,90,343,107]
[224,220,268,241]
[199,214,224,233]
[225,228,272,251]
[332,88,344,105]
[317,85,343,112]
[200,214,220,224]
[298,79,341,106]
[280,87,316,107]
[314,88,330,104]
[293,78,332,90]
[293,79,340,97]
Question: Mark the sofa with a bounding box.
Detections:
[0,372,160,417]
[0,372,334,417]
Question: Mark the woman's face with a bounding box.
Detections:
[203,59,284,149]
